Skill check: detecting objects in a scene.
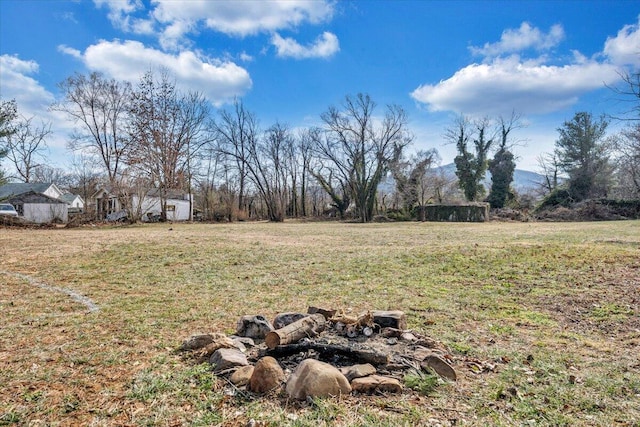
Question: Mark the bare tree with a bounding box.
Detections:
[253,122,293,222]
[216,117,293,222]
[607,70,640,121]
[612,123,640,198]
[296,128,315,217]
[128,70,209,220]
[67,153,104,211]
[211,99,255,215]
[4,116,51,182]
[536,152,562,195]
[53,72,132,185]
[313,93,412,222]
[31,165,73,188]
[390,149,439,215]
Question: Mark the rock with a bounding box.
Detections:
[286,359,351,400]
[232,340,247,353]
[179,334,214,351]
[381,327,403,338]
[412,346,446,361]
[372,310,407,330]
[209,348,249,373]
[421,354,457,381]
[351,375,403,394]
[198,335,237,358]
[400,332,418,341]
[307,306,337,319]
[230,336,256,348]
[273,312,307,330]
[236,315,274,339]
[249,356,285,393]
[230,365,254,387]
[339,363,376,381]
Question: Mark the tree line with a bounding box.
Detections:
[1,68,639,222]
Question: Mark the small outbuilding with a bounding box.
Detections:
[5,191,69,223]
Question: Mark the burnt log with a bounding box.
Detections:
[372,310,407,330]
[265,313,326,349]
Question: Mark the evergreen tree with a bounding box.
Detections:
[555,112,611,201]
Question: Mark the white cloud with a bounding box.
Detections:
[0,55,55,114]
[152,0,334,37]
[239,52,254,62]
[603,15,640,68]
[412,19,640,117]
[470,22,565,58]
[0,54,74,153]
[61,40,253,105]
[57,45,82,59]
[411,55,619,117]
[94,0,335,50]
[272,32,339,59]
[93,0,155,35]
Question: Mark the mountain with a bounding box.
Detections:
[435,163,545,194]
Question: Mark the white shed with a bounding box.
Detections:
[133,190,193,222]
[7,191,68,223]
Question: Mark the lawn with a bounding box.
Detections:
[1,221,639,426]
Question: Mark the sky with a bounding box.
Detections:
[1,0,639,176]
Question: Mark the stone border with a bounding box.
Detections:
[3,270,99,313]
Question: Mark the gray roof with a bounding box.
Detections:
[60,193,82,204]
[6,191,67,204]
[0,183,55,200]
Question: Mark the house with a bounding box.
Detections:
[0,182,70,223]
[60,193,85,212]
[91,187,192,221]
[0,182,64,200]
[2,191,68,223]
[92,187,122,220]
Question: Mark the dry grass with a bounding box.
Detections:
[1,220,639,426]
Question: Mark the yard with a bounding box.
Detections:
[1,221,638,426]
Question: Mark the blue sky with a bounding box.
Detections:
[1,0,639,174]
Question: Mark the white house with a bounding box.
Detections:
[60,193,85,212]
[0,183,70,223]
[92,187,192,221]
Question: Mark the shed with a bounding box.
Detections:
[6,191,68,223]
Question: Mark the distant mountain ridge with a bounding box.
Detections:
[435,163,545,194]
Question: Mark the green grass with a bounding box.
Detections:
[1,220,639,426]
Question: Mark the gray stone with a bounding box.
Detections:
[249,356,285,393]
[339,363,377,381]
[273,312,307,329]
[421,354,457,381]
[286,359,351,400]
[236,315,274,339]
[229,365,254,387]
[179,334,214,351]
[230,336,256,348]
[209,348,249,373]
